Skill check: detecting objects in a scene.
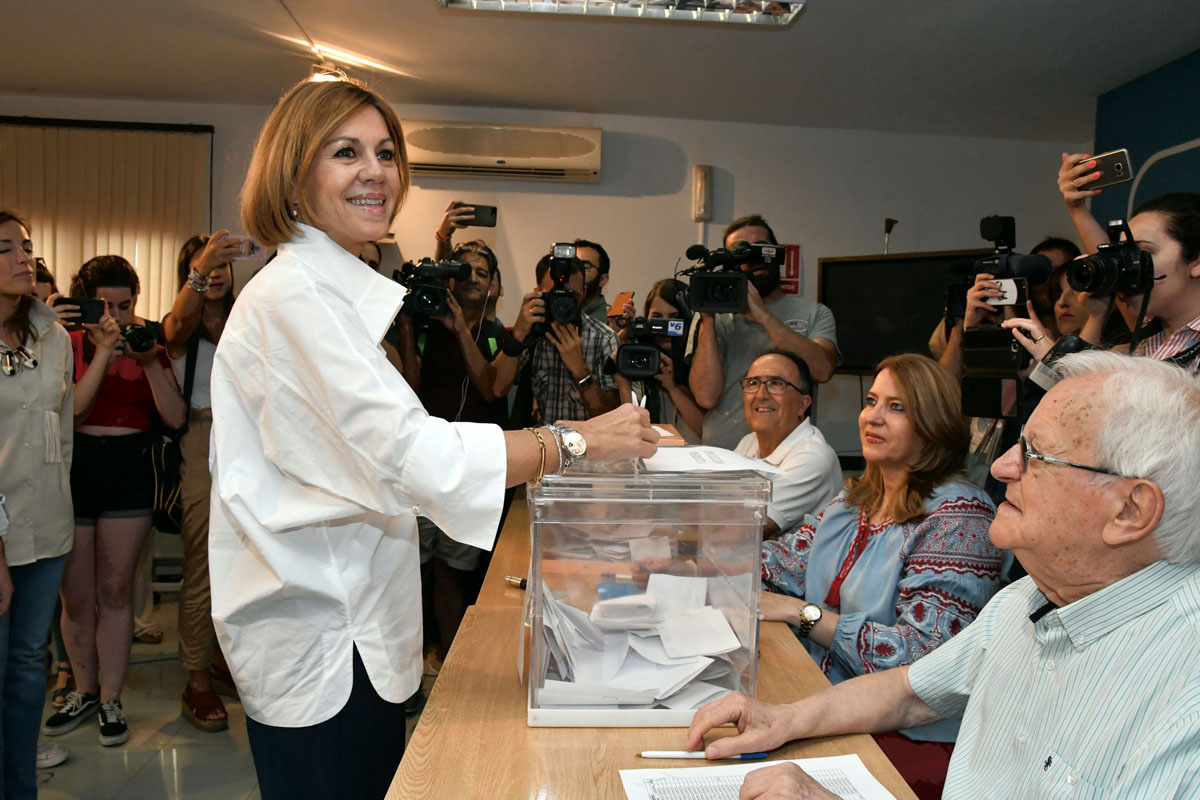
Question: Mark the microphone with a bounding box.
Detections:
[685,244,709,261]
[884,218,898,254]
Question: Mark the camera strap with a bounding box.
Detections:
[1127,290,1153,356]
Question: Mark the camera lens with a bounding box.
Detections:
[1114,163,1124,173]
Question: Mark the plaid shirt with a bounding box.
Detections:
[1137,314,1200,377]
[521,314,618,424]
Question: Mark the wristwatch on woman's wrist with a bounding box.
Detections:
[548,424,587,472]
[796,602,823,638]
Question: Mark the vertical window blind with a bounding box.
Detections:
[0,118,212,321]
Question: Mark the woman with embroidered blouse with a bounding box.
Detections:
[758,353,1003,800]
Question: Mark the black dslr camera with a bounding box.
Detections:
[1068,219,1154,294]
[394,258,471,325]
[121,324,157,353]
[946,216,1053,318]
[530,243,581,338]
[680,242,784,314]
[616,317,686,379]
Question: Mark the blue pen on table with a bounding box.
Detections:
[638,751,769,760]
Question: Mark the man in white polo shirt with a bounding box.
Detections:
[734,351,841,537]
[686,351,1200,800]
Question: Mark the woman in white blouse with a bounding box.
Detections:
[210,76,657,799]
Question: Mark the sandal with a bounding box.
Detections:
[181,685,229,733]
[52,664,75,708]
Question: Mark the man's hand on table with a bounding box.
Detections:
[741,763,844,799]
[685,691,800,759]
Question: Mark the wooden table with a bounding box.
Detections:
[390,492,917,800]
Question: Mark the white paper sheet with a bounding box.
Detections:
[620,754,897,800]
[658,607,741,659]
[629,536,672,562]
[642,446,783,474]
[646,574,708,619]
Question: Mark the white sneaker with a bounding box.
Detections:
[36,744,69,769]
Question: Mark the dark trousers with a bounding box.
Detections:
[245,648,407,800]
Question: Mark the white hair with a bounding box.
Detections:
[1055,351,1200,564]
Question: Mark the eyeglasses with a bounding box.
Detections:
[740,375,803,395]
[1018,429,1121,477]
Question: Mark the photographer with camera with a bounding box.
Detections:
[690,215,838,451]
[611,279,705,441]
[43,255,184,748]
[392,240,510,664]
[490,247,619,424]
[575,238,612,325]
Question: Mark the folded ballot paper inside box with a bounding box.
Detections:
[526,463,770,727]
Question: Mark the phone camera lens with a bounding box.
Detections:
[1114,163,1124,173]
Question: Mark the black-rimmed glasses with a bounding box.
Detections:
[740,375,802,395]
[1018,429,1121,477]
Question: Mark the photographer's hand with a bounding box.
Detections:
[437,201,474,239]
[511,291,544,343]
[656,351,676,389]
[1058,153,1102,210]
[547,322,589,380]
[964,273,1003,329]
[194,230,242,275]
[440,291,468,335]
[744,281,770,326]
[1002,302,1055,362]
[46,293,81,327]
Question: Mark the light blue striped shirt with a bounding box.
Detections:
[908,561,1200,799]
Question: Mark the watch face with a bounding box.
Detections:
[564,431,586,456]
[802,604,822,623]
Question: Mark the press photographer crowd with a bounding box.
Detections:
[3,75,1200,800]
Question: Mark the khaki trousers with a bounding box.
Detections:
[177,409,217,671]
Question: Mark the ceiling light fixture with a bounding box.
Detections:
[437,0,804,27]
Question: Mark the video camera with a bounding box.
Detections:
[1068,219,1154,295]
[679,242,784,314]
[615,316,686,379]
[530,243,582,338]
[394,257,471,325]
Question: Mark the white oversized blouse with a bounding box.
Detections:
[208,224,506,727]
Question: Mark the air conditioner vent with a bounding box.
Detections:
[403,120,601,183]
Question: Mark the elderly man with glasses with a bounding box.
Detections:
[734,350,842,537]
[687,350,1200,800]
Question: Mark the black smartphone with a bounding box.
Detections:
[53,297,106,324]
[1076,148,1132,191]
[455,203,497,228]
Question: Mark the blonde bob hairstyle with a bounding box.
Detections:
[240,76,409,249]
[844,353,970,524]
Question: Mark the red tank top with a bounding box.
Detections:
[70,330,170,430]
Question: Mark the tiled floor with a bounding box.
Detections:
[35,594,428,799]
[35,598,260,800]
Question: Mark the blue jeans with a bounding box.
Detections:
[0,554,68,800]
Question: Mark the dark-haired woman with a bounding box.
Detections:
[0,209,75,797]
[41,255,185,747]
[758,353,1003,800]
[1005,166,1200,377]
[614,278,705,442]
[162,231,241,732]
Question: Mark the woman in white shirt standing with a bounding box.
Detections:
[211,76,658,799]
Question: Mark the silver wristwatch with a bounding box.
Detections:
[548,424,587,472]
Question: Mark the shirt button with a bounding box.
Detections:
[1046,659,1056,671]
[1017,732,1028,745]
[1067,771,1079,785]
[412,505,421,516]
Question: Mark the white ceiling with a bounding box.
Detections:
[6,0,1199,141]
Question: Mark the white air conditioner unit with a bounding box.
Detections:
[402,120,601,183]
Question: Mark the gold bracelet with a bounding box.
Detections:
[526,426,547,484]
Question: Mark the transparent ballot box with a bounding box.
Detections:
[526,463,770,727]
